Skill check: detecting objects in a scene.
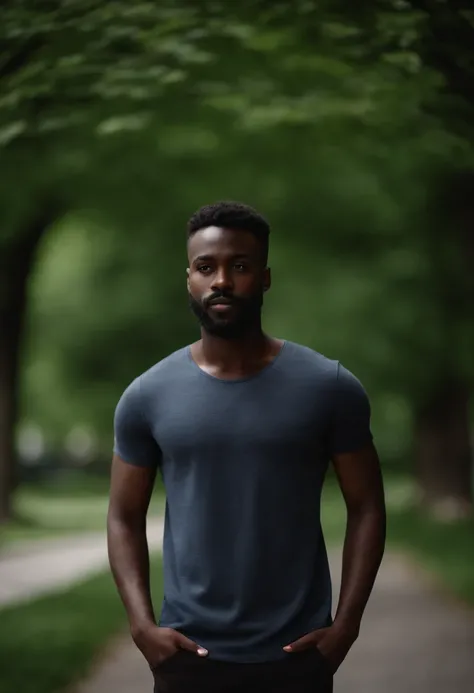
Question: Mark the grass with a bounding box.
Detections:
[388,506,474,606]
[321,472,474,607]
[1,476,165,546]
[0,554,163,693]
[0,475,165,692]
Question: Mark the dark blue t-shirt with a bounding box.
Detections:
[113,340,372,663]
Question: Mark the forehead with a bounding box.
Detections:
[187,226,261,262]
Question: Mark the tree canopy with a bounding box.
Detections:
[1,0,473,520]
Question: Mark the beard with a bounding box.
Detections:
[188,290,263,340]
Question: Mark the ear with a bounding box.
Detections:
[263,267,271,292]
[186,267,190,293]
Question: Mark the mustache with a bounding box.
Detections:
[205,291,238,306]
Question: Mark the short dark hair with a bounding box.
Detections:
[187,201,270,264]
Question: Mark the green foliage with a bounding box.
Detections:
[0,1,472,479]
[0,1,210,144]
[1,0,455,147]
[0,555,163,693]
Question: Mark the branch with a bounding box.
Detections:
[408,0,474,105]
[0,36,43,81]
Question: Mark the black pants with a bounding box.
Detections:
[153,649,333,693]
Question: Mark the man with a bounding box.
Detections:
[108,201,386,693]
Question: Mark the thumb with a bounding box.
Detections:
[176,634,208,657]
[283,631,320,653]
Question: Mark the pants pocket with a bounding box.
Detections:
[313,647,333,676]
[151,649,184,673]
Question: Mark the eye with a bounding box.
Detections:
[197,265,212,273]
[234,263,247,272]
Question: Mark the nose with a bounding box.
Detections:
[211,267,233,293]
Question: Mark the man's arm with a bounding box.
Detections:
[284,363,385,670]
[107,454,157,637]
[331,442,386,634]
[283,444,386,666]
[109,377,207,666]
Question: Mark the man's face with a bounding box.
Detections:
[187,226,270,339]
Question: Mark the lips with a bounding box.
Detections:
[208,298,234,307]
[207,298,235,315]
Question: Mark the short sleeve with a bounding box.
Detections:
[113,376,161,468]
[327,363,373,456]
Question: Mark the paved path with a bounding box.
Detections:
[0,518,164,608]
[71,549,474,693]
[2,524,473,691]
[334,552,474,692]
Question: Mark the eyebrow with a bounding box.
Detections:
[193,253,251,263]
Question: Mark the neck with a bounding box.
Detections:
[199,325,270,370]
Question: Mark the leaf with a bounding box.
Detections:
[96,113,152,135]
[0,120,26,145]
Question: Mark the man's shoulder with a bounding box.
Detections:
[283,340,339,377]
[285,341,365,389]
[138,345,191,386]
[115,346,192,417]
[283,342,369,408]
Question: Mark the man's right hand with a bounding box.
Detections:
[132,624,209,669]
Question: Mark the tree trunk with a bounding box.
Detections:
[0,206,58,523]
[414,378,472,520]
[414,168,474,521]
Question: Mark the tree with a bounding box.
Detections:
[3,0,474,521]
[344,0,474,515]
[1,0,421,520]
[0,0,240,520]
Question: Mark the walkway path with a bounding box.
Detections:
[2,523,473,691]
[71,549,474,693]
[0,517,164,607]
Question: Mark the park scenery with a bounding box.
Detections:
[0,3,473,692]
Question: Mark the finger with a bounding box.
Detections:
[283,628,327,653]
[283,632,317,653]
[176,634,208,656]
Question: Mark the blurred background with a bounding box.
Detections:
[0,2,473,693]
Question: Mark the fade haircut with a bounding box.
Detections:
[187,201,270,265]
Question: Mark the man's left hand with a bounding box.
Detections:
[283,622,359,674]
